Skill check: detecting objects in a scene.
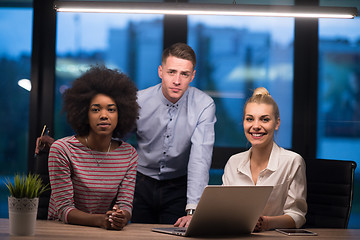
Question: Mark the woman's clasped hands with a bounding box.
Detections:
[104,205,130,230]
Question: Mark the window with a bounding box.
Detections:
[54,13,163,139]
[318,16,360,228]
[317,17,360,170]
[0,7,33,218]
[188,15,294,148]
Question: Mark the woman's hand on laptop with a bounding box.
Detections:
[253,216,269,232]
[174,215,192,227]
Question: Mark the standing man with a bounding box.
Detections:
[131,43,216,226]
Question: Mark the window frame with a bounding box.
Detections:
[28,0,320,169]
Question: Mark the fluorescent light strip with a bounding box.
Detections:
[55,8,356,19]
[54,2,358,19]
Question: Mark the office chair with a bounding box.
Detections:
[211,146,243,169]
[34,151,50,219]
[305,159,357,228]
[209,147,243,185]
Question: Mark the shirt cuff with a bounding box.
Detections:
[63,207,76,223]
[186,203,197,211]
[286,213,306,228]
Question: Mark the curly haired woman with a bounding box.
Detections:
[47,65,139,230]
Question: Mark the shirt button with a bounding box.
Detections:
[163,152,166,154]
[170,119,172,121]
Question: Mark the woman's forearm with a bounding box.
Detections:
[67,208,109,229]
[265,215,296,230]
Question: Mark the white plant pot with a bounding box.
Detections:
[8,196,39,236]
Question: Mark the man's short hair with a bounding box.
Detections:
[161,43,196,70]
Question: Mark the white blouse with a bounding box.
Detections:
[222,142,307,228]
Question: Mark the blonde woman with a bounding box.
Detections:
[222,87,307,231]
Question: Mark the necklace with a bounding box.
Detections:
[85,137,112,166]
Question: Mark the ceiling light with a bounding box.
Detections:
[53,1,358,19]
[18,79,32,91]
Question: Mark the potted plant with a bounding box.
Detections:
[4,173,49,236]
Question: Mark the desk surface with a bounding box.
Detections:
[1,218,360,240]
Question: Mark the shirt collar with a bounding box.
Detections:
[236,150,252,176]
[159,85,189,109]
[267,142,280,172]
[237,142,280,174]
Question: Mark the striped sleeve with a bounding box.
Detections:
[115,143,138,215]
[48,138,76,223]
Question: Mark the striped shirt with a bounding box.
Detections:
[47,136,138,223]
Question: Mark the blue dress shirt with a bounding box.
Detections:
[136,83,216,209]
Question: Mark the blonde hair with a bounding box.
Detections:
[243,87,280,120]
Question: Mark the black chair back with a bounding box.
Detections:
[305,159,357,228]
[34,151,50,219]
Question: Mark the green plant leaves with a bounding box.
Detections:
[4,173,49,198]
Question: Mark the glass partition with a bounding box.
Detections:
[317,18,360,169]
[55,13,163,139]
[0,7,33,218]
[188,15,294,148]
[318,16,360,228]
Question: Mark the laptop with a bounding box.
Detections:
[152,185,273,237]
